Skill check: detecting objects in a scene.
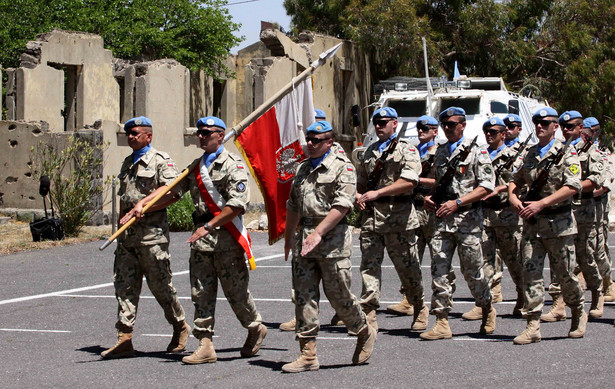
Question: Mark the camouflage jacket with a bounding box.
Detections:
[357,138,421,232]
[431,136,495,233]
[117,147,179,247]
[413,144,437,203]
[287,143,356,258]
[513,139,582,238]
[483,144,523,227]
[176,148,250,252]
[572,139,604,225]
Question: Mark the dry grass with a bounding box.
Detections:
[0,221,111,256]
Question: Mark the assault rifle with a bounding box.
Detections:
[598,137,612,153]
[429,135,479,207]
[495,136,532,179]
[365,124,409,191]
[523,137,573,203]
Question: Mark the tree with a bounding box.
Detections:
[0,0,241,76]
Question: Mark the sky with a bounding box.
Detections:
[223,0,292,53]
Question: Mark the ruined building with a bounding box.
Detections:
[0,29,372,221]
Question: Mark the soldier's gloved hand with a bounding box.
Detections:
[301,231,322,256]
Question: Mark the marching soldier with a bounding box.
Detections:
[462,117,526,321]
[102,116,189,359]
[282,120,376,373]
[421,107,497,340]
[509,107,586,344]
[356,107,429,332]
[541,111,604,322]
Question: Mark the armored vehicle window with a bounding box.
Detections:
[439,97,480,115]
[490,100,508,114]
[387,100,427,117]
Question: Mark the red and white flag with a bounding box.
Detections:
[235,78,315,244]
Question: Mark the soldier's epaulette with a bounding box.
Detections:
[156,150,171,159]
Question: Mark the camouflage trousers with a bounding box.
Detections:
[548,222,603,295]
[189,249,262,339]
[360,230,424,312]
[482,226,523,293]
[429,230,491,313]
[292,255,367,338]
[113,243,185,332]
[520,225,584,317]
[595,200,613,286]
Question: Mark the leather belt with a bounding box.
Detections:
[482,200,511,210]
[300,216,348,227]
[539,204,572,216]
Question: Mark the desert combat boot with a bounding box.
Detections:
[420,312,452,340]
[410,304,429,331]
[352,323,377,365]
[182,334,217,364]
[461,305,483,321]
[101,332,135,359]
[240,323,267,357]
[540,294,567,322]
[386,296,414,316]
[479,305,497,335]
[588,290,604,319]
[167,321,191,352]
[282,339,319,373]
[568,308,588,338]
[513,317,541,345]
[279,317,296,331]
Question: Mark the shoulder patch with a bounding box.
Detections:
[570,150,577,155]
[569,164,580,175]
[167,162,175,167]
[338,149,345,153]
[481,150,488,154]
[347,165,354,171]
[409,147,416,152]
[236,182,246,192]
[237,164,244,169]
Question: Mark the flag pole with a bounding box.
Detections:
[223,42,343,144]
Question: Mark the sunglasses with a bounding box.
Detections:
[506,123,520,129]
[533,119,557,127]
[373,119,393,127]
[125,129,146,137]
[417,125,435,132]
[196,129,222,137]
[306,136,331,144]
[441,121,462,128]
[483,129,503,136]
[562,122,581,130]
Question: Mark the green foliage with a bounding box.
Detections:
[347,206,362,228]
[167,193,195,231]
[0,0,241,76]
[31,134,109,237]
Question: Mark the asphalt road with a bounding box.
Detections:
[1,231,614,388]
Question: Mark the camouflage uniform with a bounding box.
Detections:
[287,143,367,337]
[429,137,495,313]
[595,149,614,287]
[114,147,185,332]
[175,148,262,339]
[549,139,604,295]
[414,147,437,262]
[357,138,424,312]
[513,140,584,317]
[481,143,524,295]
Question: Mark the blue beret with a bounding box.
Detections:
[196,116,226,130]
[306,120,333,134]
[314,109,326,119]
[124,116,152,131]
[372,107,398,119]
[583,117,600,128]
[503,114,522,125]
[483,117,506,130]
[439,107,466,121]
[417,115,438,126]
[559,110,583,125]
[532,107,558,120]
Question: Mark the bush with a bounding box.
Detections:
[167,193,195,232]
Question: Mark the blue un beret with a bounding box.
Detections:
[483,117,506,130]
[417,115,438,126]
[559,110,583,125]
[532,107,558,120]
[307,120,333,134]
[124,116,152,132]
[196,116,226,131]
[503,114,522,125]
[583,117,600,128]
[314,109,326,119]
[439,107,466,121]
[372,107,398,119]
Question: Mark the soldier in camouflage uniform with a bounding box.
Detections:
[282,120,376,373]
[541,111,605,322]
[356,107,429,333]
[509,107,586,345]
[101,116,189,359]
[462,117,526,322]
[137,116,267,364]
[421,107,497,340]
[586,117,615,303]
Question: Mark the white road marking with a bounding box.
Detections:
[0,328,70,333]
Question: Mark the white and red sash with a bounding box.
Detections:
[194,158,256,270]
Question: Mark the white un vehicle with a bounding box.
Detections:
[352,76,547,162]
